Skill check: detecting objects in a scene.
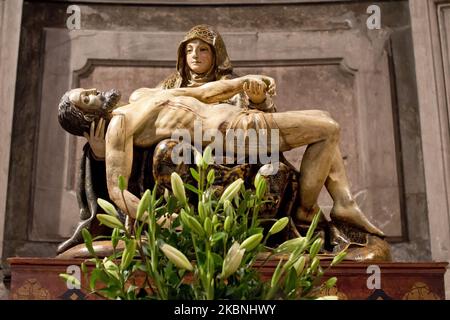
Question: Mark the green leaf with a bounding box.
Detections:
[211,232,226,245]
[167,195,178,214]
[103,259,121,281]
[81,262,88,275]
[284,268,297,296]
[89,269,104,290]
[81,228,95,256]
[211,252,224,268]
[306,209,322,241]
[184,183,199,194]
[270,259,284,288]
[190,168,200,182]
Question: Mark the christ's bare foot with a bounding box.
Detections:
[330,203,384,237]
[295,204,326,225]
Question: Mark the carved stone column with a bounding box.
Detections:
[0,0,23,298]
[409,0,450,298]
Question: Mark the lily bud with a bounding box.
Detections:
[331,251,347,266]
[255,176,267,199]
[207,169,215,185]
[222,242,245,279]
[309,238,323,260]
[212,214,218,226]
[81,228,95,256]
[293,256,306,276]
[164,188,169,202]
[223,200,234,218]
[224,215,233,232]
[111,228,120,249]
[268,217,289,235]
[219,179,244,204]
[203,146,213,167]
[120,239,136,270]
[180,209,192,228]
[159,243,193,271]
[194,149,203,167]
[276,237,307,253]
[97,198,118,217]
[136,189,150,221]
[254,173,263,189]
[310,257,320,273]
[97,214,124,230]
[171,172,187,205]
[118,175,127,191]
[188,216,205,238]
[325,277,337,289]
[240,233,263,251]
[204,217,213,236]
[198,202,206,221]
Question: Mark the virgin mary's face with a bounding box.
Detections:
[185,39,214,74]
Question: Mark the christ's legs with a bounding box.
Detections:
[270,111,384,236]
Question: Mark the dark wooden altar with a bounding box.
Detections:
[7,257,447,300]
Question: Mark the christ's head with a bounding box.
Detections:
[58,88,121,136]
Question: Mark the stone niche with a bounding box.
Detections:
[4,1,426,262]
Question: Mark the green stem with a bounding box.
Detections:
[205,241,213,300]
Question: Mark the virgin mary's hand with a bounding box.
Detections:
[83,119,106,160]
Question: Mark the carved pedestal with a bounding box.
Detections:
[7,257,447,300]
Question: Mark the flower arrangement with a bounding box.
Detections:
[61,147,346,300]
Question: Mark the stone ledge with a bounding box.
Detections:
[7,257,448,300]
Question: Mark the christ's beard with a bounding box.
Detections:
[101,89,121,113]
